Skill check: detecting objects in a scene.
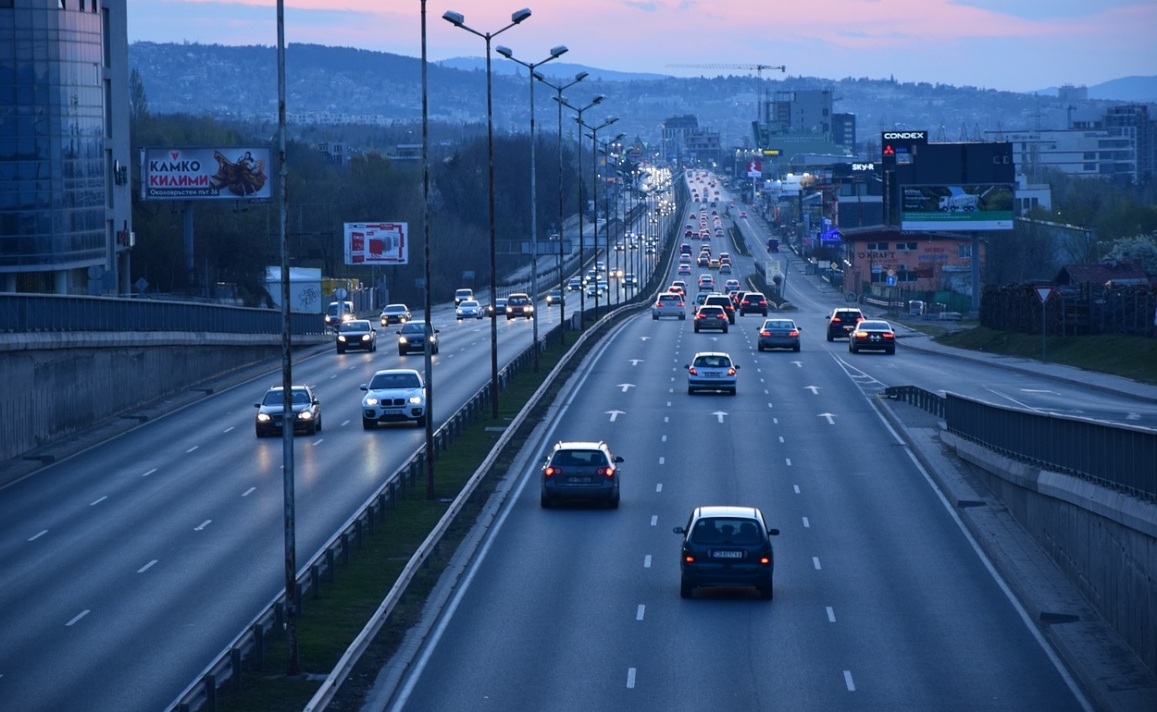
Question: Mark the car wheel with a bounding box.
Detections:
[849,344,857,353]
[759,580,773,600]
[757,344,764,352]
[826,333,834,342]
[336,346,345,354]
[415,414,427,427]
[886,346,895,355]
[729,387,737,395]
[398,348,406,356]
[693,324,700,332]
[316,416,322,432]
[679,314,686,320]
[687,386,695,395]
[680,577,693,599]
[362,417,374,430]
[652,313,658,320]
[609,493,620,509]
[722,326,728,333]
[255,428,264,438]
[793,344,801,352]
[433,345,440,355]
[540,493,552,508]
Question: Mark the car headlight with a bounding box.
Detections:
[362,335,371,341]
[256,413,272,422]
[364,397,379,406]
[526,305,534,313]
[408,396,423,405]
[298,410,314,420]
[337,336,346,342]
[399,337,409,344]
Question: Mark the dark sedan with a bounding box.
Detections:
[849,319,896,354]
[397,321,440,356]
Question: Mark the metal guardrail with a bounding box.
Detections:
[884,385,1156,501]
[167,322,567,712]
[0,293,325,335]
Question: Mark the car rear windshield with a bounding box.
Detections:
[692,354,731,368]
[549,449,607,467]
[834,311,862,320]
[691,518,762,545]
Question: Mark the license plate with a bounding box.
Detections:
[711,550,744,559]
[568,476,592,484]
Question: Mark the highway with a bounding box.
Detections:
[383,171,1097,711]
[0,168,1141,710]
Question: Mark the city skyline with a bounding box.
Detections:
[127,0,1155,95]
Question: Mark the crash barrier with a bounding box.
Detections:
[167,323,560,712]
[0,293,325,336]
[884,385,1155,501]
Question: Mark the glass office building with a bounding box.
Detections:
[0,0,132,295]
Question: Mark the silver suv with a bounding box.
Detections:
[541,441,623,508]
[651,292,686,320]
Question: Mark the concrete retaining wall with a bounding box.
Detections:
[946,432,1157,676]
[0,332,327,465]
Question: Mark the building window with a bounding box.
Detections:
[897,241,917,251]
[866,242,889,251]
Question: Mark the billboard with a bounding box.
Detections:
[344,222,408,265]
[141,147,271,201]
[900,184,1014,231]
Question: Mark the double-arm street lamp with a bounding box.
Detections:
[495,43,567,372]
[443,7,531,418]
[594,134,624,304]
[554,94,605,330]
[533,70,587,346]
[578,115,618,321]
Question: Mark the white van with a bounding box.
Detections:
[454,288,474,306]
[325,301,355,328]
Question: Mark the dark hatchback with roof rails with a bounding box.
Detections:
[540,441,623,508]
[674,505,780,599]
[826,307,864,341]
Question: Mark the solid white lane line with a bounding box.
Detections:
[66,610,90,626]
[194,520,211,531]
[813,557,822,570]
[186,446,198,453]
[28,530,47,542]
[656,484,663,492]
[627,667,636,689]
[644,555,652,568]
[827,606,836,622]
[793,485,800,494]
[636,604,645,621]
[242,487,256,497]
[138,560,158,573]
[844,670,855,691]
[802,517,810,528]
[90,496,107,506]
[650,515,658,526]
[141,468,157,477]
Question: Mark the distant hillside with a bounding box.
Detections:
[436,56,669,83]
[1089,76,1157,103]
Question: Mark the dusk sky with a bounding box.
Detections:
[126,0,1156,93]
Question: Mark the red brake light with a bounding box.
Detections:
[544,466,560,477]
[788,330,799,337]
[727,368,736,376]
[598,466,615,478]
[759,556,771,565]
[677,301,685,307]
[883,332,895,339]
[688,367,698,375]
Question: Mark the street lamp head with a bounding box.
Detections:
[442,10,464,26]
[574,71,589,82]
[495,45,514,59]
[549,45,568,58]
[592,94,606,105]
[511,7,531,23]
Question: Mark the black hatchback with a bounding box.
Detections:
[674,506,780,599]
[540,440,622,509]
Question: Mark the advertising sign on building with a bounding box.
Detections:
[141,147,271,201]
[900,184,1014,231]
[344,222,408,265]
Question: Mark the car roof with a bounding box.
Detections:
[385,303,408,310]
[860,320,892,329]
[343,319,372,328]
[693,505,761,520]
[370,368,422,378]
[552,440,609,451]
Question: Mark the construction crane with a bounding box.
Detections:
[666,63,786,124]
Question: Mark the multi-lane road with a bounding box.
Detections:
[1,169,1148,711]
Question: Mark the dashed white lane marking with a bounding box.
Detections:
[793,485,800,494]
[827,606,836,622]
[813,557,822,570]
[242,487,256,497]
[656,484,663,492]
[314,438,324,445]
[636,604,645,621]
[773,417,779,424]
[659,457,665,465]
[223,426,234,433]
[28,530,48,542]
[186,446,198,453]
[138,560,157,573]
[194,520,212,531]
[141,468,157,477]
[802,517,810,528]
[66,610,90,627]
[627,667,637,689]
[844,670,855,691]
[341,419,351,427]
[650,515,658,526]
[90,496,107,506]
[644,555,652,568]
[779,436,785,443]
[785,458,792,466]
[661,435,667,442]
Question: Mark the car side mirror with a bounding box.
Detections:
[734,364,741,369]
[253,403,260,408]
[768,528,780,536]
[614,456,624,463]
[672,526,685,535]
[683,364,690,370]
[360,384,368,391]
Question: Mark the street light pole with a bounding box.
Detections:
[443,7,531,418]
[534,70,587,346]
[421,0,435,499]
[495,44,567,373]
[555,94,605,331]
[578,115,618,322]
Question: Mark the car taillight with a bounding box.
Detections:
[684,555,696,563]
[727,368,736,376]
[597,466,615,478]
[883,332,895,339]
[788,330,799,337]
[677,301,685,307]
[544,466,560,477]
[688,367,698,376]
[759,556,771,565]
[760,330,770,336]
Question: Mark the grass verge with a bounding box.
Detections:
[211,328,595,712]
[934,325,1157,386]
